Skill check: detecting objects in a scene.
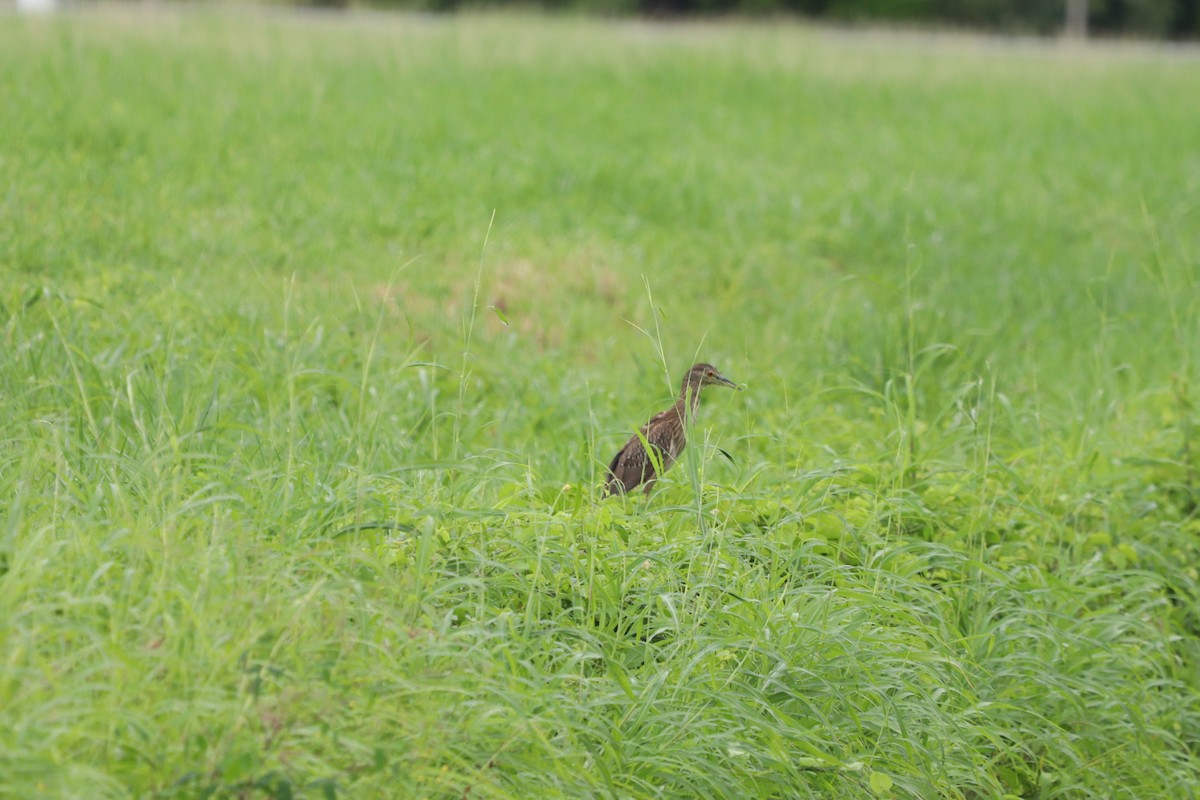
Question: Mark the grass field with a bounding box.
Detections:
[2,7,1200,798]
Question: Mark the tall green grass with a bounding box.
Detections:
[2,9,1198,798]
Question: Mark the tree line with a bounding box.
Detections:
[315,0,1198,38]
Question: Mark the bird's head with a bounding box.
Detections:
[684,363,740,393]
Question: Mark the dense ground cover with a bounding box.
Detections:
[2,8,1199,798]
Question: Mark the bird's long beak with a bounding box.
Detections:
[717,374,741,390]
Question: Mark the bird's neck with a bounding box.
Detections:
[676,383,703,418]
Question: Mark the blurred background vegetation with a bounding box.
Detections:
[273,0,1200,38]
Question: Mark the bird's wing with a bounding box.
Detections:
[605,433,646,495]
[604,409,686,496]
[605,444,633,494]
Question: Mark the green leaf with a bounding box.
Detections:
[220,751,256,783]
[869,771,894,795]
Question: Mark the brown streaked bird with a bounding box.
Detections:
[604,363,741,496]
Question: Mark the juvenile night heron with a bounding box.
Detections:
[604,362,741,496]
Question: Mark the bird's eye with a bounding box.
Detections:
[706,370,714,377]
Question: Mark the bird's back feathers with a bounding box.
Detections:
[604,406,686,496]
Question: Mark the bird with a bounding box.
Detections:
[604,362,741,496]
